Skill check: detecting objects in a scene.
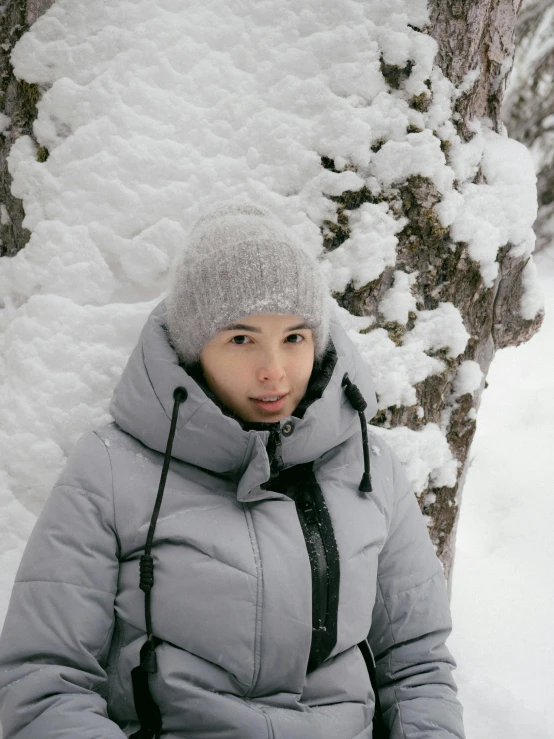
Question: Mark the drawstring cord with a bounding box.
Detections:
[341,373,372,494]
[130,386,188,739]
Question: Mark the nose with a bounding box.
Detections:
[256,349,286,383]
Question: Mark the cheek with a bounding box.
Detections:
[211,356,251,397]
[289,350,314,390]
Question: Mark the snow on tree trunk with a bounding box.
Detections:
[427,0,523,138]
[327,0,542,586]
[0,2,544,592]
[0,0,55,257]
[503,0,554,253]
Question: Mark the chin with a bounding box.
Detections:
[244,403,294,423]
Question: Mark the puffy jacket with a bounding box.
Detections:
[0,302,465,739]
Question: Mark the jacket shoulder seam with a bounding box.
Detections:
[378,566,442,600]
[375,581,407,738]
[0,664,52,694]
[54,482,109,503]
[14,579,116,596]
[242,506,263,695]
[92,430,121,557]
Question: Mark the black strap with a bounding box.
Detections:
[358,639,389,739]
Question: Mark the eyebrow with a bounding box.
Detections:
[222,322,310,333]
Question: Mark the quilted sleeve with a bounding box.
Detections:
[368,450,465,738]
[0,431,127,739]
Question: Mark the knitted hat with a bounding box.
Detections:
[166,202,330,365]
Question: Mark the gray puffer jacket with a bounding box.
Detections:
[0,302,465,739]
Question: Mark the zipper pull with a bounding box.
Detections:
[268,428,284,478]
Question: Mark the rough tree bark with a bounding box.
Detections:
[427,0,523,138]
[330,0,542,587]
[424,0,542,581]
[0,0,55,257]
[0,0,544,589]
[503,0,554,252]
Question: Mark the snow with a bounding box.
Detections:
[0,0,551,733]
[373,422,458,494]
[0,114,9,135]
[403,301,470,359]
[370,129,455,194]
[450,248,554,738]
[322,202,406,291]
[378,269,417,324]
[351,327,444,408]
[0,206,10,226]
[452,360,483,399]
[0,295,152,513]
[448,127,538,286]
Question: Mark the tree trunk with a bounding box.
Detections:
[427,0,523,140]
[330,0,542,587]
[0,0,54,257]
[502,0,554,253]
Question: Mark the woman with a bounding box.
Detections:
[0,203,465,738]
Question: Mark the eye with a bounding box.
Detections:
[230,335,251,345]
[286,333,304,343]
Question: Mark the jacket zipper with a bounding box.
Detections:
[297,486,329,634]
[264,433,335,671]
[266,428,328,625]
[267,427,284,478]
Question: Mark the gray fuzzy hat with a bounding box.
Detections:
[166,202,330,365]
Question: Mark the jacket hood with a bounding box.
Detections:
[109,300,377,502]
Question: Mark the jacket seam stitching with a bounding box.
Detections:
[54,483,109,503]
[141,341,171,423]
[0,665,52,693]
[243,505,263,696]
[93,431,121,559]
[97,620,117,667]
[136,533,255,580]
[14,579,115,595]
[239,431,259,478]
[376,579,407,739]
[379,567,442,600]
[105,619,122,708]
[255,705,275,739]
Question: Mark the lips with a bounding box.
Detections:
[251,393,289,413]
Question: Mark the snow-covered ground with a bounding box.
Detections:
[450,247,554,738]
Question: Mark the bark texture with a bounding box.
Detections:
[0,0,55,257]
[503,0,554,252]
[424,0,542,583]
[426,0,523,140]
[330,0,542,587]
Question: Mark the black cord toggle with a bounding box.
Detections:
[139,554,155,593]
[342,373,373,494]
[139,637,158,674]
[173,386,188,403]
[359,471,372,494]
[341,373,367,412]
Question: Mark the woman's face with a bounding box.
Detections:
[200,313,315,423]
